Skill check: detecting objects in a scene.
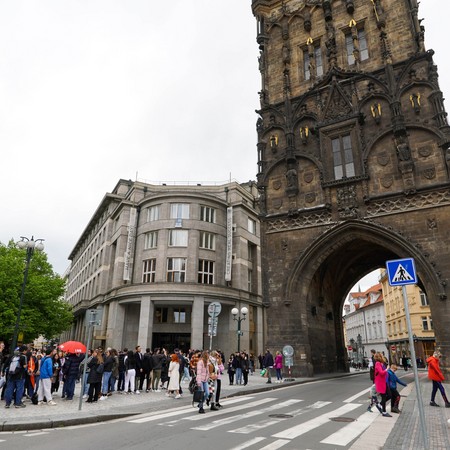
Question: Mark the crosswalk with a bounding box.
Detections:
[128,395,379,449]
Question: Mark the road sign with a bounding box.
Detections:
[208,302,222,317]
[386,258,417,286]
[283,345,294,357]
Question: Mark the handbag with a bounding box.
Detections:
[260,368,267,377]
[96,363,104,374]
[192,386,205,406]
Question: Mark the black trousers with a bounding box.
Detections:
[215,379,222,403]
[87,381,101,402]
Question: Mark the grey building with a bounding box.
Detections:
[62,179,263,358]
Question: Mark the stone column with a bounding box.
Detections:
[137,296,153,349]
[107,301,125,350]
[191,296,205,350]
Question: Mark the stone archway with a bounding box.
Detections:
[266,220,445,377]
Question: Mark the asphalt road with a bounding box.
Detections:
[0,372,413,450]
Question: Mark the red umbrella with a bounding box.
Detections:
[59,341,87,354]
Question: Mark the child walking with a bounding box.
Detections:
[367,384,382,413]
[387,364,407,413]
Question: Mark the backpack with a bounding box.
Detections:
[8,355,22,375]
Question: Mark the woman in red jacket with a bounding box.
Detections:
[427,351,450,407]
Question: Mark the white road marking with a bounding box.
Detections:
[343,387,370,403]
[24,432,49,437]
[161,398,276,426]
[230,401,331,434]
[229,437,266,450]
[192,399,301,431]
[320,410,378,446]
[128,396,254,423]
[259,439,290,450]
[272,403,361,440]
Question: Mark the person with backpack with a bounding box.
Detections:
[4,345,28,409]
[37,347,57,406]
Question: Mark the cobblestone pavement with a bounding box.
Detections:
[1,369,449,450]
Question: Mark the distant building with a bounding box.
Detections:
[343,282,387,364]
[61,179,263,357]
[380,270,435,366]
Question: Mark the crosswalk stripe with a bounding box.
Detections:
[272,403,360,440]
[160,398,276,426]
[192,399,302,431]
[229,437,266,450]
[343,387,370,403]
[128,396,254,423]
[230,401,331,434]
[259,439,290,450]
[320,410,378,446]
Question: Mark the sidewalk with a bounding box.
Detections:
[1,370,449,449]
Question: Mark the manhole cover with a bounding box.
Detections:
[268,414,293,419]
[330,417,356,423]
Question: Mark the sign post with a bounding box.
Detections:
[282,345,295,381]
[386,258,428,448]
[207,302,221,351]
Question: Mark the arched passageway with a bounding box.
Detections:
[269,220,446,376]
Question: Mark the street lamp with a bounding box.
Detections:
[231,306,248,353]
[12,236,45,350]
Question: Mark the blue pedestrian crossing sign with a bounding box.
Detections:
[386,258,418,286]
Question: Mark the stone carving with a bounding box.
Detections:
[304,172,314,183]
[305,192,316,203]
[427,218,437,230]
[337,185,358,218]
[366,189,450,216]
[380,176,393,188]
[377,152,390,166]
[422,167,436,180]
[267,211,333,233]
[418,145,432,158]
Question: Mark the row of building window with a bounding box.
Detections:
[144,230,216,250]
[388,316,433,335]
[303,29,369,81]
[147,204,216,223]
[143,258,215,284]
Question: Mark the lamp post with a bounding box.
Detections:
[12,236,44,351]
[231,306,248,353]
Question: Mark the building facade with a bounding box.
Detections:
[343,282,387,364]
[62,180,263,357]
[380,270,435,366]
[251,0,450,376]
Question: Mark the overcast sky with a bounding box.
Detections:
[1,1,448,283]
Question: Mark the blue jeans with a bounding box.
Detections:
[109,375,117,392]
[197,381,209,409]
[5,378,25,406]
[65,376,77,399]
[83,372,90,395]
[102,372,112,394]
[235,368,243,384]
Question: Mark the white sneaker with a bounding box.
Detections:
[38,401,44,406]
[155,389,161,393]
[175,394,181,399]
[47,400,57,406]
[135,390,140,395]
[99,396,107,401]
[82,394,88,399]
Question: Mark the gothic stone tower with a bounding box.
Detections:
[251,0,450,376]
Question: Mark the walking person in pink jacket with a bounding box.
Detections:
[374,352,392,417]
[274,351,283,383]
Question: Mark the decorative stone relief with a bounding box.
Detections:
[267,211,333,233]
[337,185,359,218]
[422,166,436,180]
[427,218,437,230]
[366,189,450,216]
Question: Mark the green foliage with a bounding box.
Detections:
[0,240,73,345]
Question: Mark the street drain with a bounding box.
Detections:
[330,417,356,423]
[269,414,293,419]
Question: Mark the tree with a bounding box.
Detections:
[0,240,73,346]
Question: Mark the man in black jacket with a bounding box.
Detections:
[263,349,274,384]
[134,345,144,393]
[62,352,83,400]
[142,348,153,392]
[4,345,28,408]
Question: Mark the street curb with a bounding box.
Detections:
[0,413,139,432]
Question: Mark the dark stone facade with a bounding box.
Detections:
[251,0,450,377]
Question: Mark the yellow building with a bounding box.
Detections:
[380,270,435,366]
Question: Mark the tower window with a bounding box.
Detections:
[169,229,188,247]
[346,29,369,65]
[144,231,158,249]
[147,205,160,222]
[200,231,215,250]
[303,45,323,80]
[198,259,214,284]
[142,258,156,283]
[332,134,355,179]
[200,206,216,223]
[170,203,190,219]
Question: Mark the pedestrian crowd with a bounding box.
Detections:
[366,348,450,418]
[0,341,285,413]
